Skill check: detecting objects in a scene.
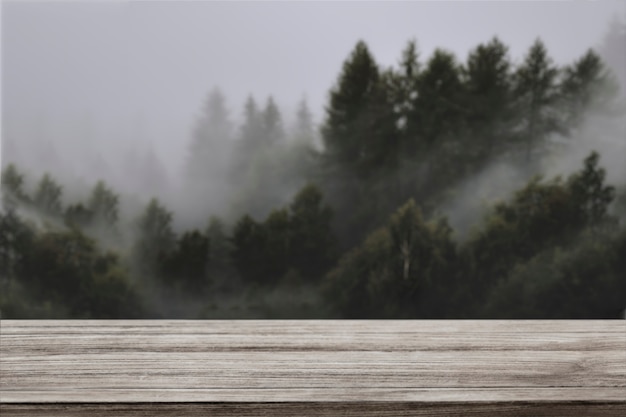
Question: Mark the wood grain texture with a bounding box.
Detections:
[1,320,625,416]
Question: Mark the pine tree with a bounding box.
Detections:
[513,39,561,164]
[414,48,466,191]
[598,16,626,96]
[321,40,383,174]
[231,214,266,284]
[205,216,235,290]
[416,49,466,147]
[263,208,291,282]
[464,37,514,163]
[34,173,63,217]
[1,164,29,209]
[567,151,616,228]
[289,183,336,281]
[88,181,119,229]
[389,39,421,157]
[65,205,94,230]
[133,198,176,275]
[261,96,284,146]
[560,49,617,131]
[294,96,315,143]
[239,95,263,153]
[187,88,233,179]
[164,230,210,293]
[0,205,34,287]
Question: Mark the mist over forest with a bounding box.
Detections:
[2,3,626,319]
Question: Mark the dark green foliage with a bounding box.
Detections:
[34,173,63,217]
[204,216,239,294]
[416,49,466,148]
[513,39,561,163]
[324,199,456,318]
[410,49,467,197]
[322,40,393,176]
[567,151,616,227]
[289,184,337,280]
[132,198,176,277]
[461,152,617,313]
[232,184,337,286]
[485,229,626,318]
[389,39,421,157]
[3,33,626,319]
[263,208,292,280]
[88,180,119,228]
[560,49,617,129]
[0,219,143,318]
[463,37,515,164]
[64,203,94,229]
[0,208,35,286]
[2,164,30,208]
[231,214,267,284]
[163,230,210,293]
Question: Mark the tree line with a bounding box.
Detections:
[1,32,625,318]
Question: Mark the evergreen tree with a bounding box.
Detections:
[485,228,626,318]
[513,39,561,163]
[239,95,263,153]
[231,214,267,284]
[462,151,616,314]
[164,230,210,293]
[17,228,143,318]
[294,96,315,143]
[133,198,176,275]
[289,183,336,281]
[389,39,421,157]
[64,204,94,230]
[463,37,514,164]
[206,216,236,291]
[567,151,616,228]
[34,173,63,217]
[1,164,29,209]
[186,87,233,186]
[0,207,34,288]
[598,16,626,96]
[416,49,466,148]
[413,48,466,192]
[321,40,385,175]
[88,181,119,228]
[263,208,291,282]
[324,199,456,318]
[261,96,284,146]
[560,49,617,131]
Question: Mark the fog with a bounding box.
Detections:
[2,1,626,319]
[3,1,625,204]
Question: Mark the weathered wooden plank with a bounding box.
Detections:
[1,320,625,415]
[3,387,626,402]
[3,319,623,333]
[3,350,626,390]
[3,402,626,417]
[4,332,625,353]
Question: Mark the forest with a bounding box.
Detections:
[2,26,626,318]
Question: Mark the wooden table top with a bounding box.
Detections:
[1,320,625,416]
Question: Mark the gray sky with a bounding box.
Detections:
[2,0,625,179]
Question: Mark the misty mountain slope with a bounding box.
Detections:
[2,3,626,318]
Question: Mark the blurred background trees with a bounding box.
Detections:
[2,26,625,319]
